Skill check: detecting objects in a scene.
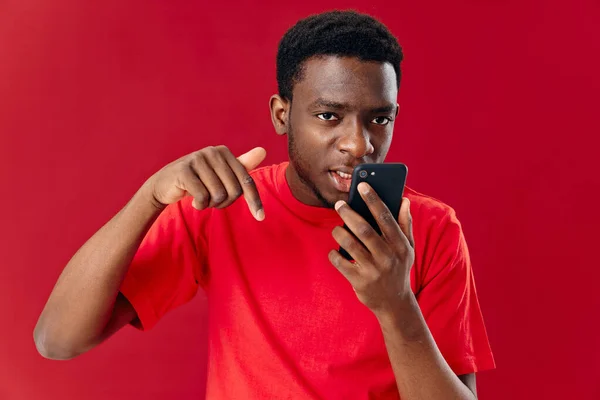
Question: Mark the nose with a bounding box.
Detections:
[336,119,374,159]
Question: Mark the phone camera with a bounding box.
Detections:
[359,170,368,178]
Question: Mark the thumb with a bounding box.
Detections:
[237,147,267,171]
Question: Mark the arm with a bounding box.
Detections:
[34,146,266,360]
[376,295,477,399]
[33,184,163,360]
[329,182,490,399]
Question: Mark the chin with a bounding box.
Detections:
[317,188,349,209]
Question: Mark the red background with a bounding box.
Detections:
[1,1,599,399]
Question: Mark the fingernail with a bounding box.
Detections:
[255,209,265,221]
[334,200,345,211]
[358,182,369,194]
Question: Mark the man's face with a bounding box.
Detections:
[282,56,398,208]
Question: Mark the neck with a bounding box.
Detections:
[285,162,326,208]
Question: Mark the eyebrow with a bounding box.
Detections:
[370,105,397,114]
[309,97,396,113]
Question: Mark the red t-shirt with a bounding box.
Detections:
[120,161,495,399]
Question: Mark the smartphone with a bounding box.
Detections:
[339,163,408,261]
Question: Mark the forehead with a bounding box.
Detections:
[293,56,398,107]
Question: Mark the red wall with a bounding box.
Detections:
[1,1,599,399]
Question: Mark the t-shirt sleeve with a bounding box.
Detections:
[119,197,210,331]
[416,209,496,376]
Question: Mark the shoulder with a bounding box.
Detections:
[246,162,288,201]
[406,186,467,287]
[248,162,285,186]
[404,186,460,229]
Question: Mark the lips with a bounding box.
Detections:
[329,170,353,192]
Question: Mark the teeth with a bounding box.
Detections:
[335,171,352,179]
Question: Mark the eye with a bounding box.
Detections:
[372,116,392,126]
[317,113,339,121]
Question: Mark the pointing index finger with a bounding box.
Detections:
[222,151,264,221]
[240,172,265,221]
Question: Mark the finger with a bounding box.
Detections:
[328,249,361,284]
[222,149,265,221]
[208,150,244,209]
[357,182,406,246]
[179,165,210,210]
[331,226,373,267]
[237,147,267,171]
[334,200,389,257]
[191,155,228,208]
[398,197,414,248]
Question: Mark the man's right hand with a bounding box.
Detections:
[143,146,267,221]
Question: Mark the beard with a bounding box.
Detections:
[287,129,336,209]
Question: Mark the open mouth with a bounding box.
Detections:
[329,170,353,193]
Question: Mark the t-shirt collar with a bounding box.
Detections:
[275,161,343,225]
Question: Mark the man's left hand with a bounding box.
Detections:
[329,182,415,316]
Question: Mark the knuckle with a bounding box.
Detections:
[212,190,227,204]
[232,186,243,198]
[177,162,191,176]
[193,148,208,158]
[380,257,394,271]
[195,195,209,208]
[379,211,395,225]
[397,244,410,257]
[202,146,219,159]
[370,270,382,283]
[240,174,255,186]
[177,164,195,182]
[357,224,374,238]
[191,152,207,167]
[365,191,378,203]
[341,236,355,251]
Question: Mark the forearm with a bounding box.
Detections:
[375,294,476,400]
[34,182,162,358]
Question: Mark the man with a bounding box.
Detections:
[34,10,495,399]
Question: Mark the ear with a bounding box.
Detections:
[395,103,400,118]
[270,95,290,136]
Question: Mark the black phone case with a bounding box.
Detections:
[339,163,408,261]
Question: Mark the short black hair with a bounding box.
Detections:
[276,10,404,101]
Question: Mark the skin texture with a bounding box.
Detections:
[270,56,478,398]
[270,56,398,208]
